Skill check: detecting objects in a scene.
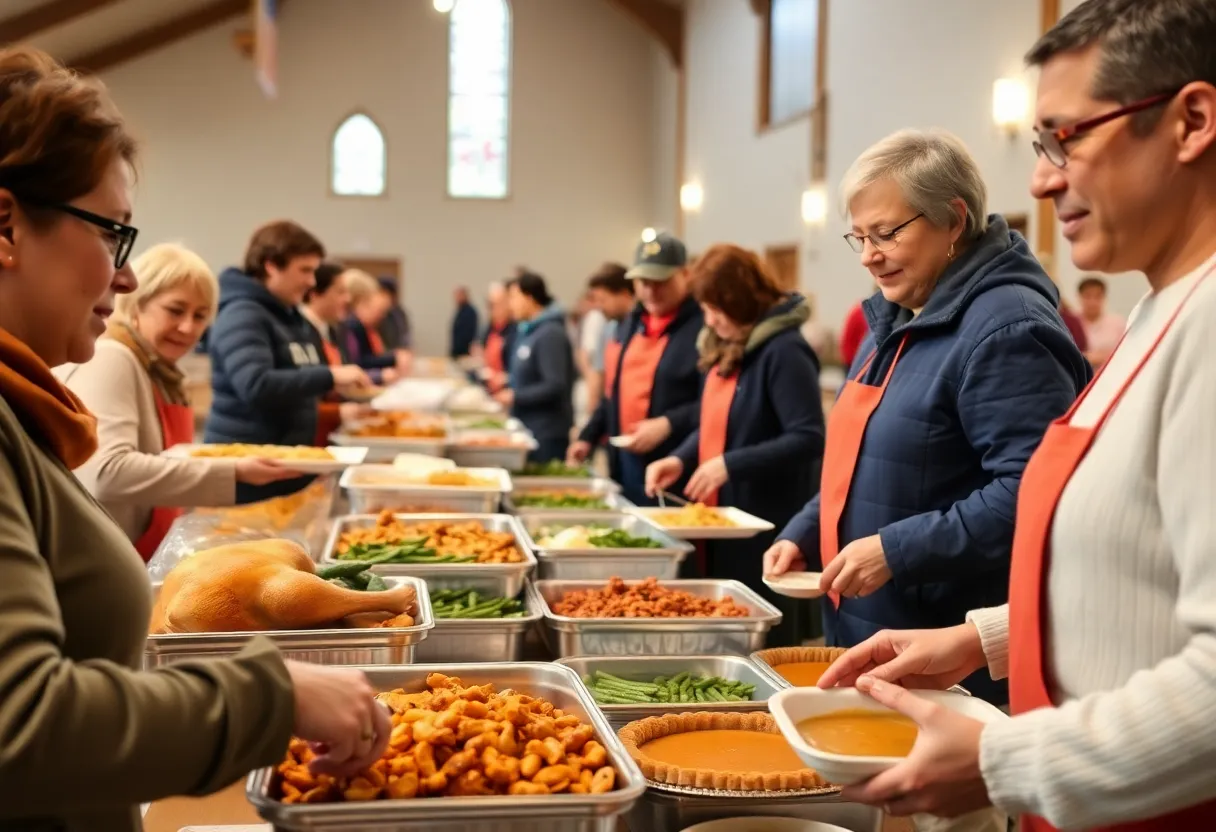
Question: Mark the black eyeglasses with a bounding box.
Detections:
[46,203,139,269]
[843,214,923,254]
[1033,90,1180,169]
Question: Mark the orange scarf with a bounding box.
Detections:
[0,327,98,468]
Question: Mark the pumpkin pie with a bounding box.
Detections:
[754,646,847,687]
[618,711,826,791]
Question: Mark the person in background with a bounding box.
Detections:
[301,262,371,445]
[478,280,515,392]
[1057,297,1090,352]
[376,276,412,351]
[450,285,480,359]
[575,290,608,417]
[568,232,704,506]
[342,268,410,383]
[1077,274,1126,366]
[581,263,635,420]
[205,220,370,503]
[0,45,387,831]
[763,128,1090,705]
[495,272,575,462]
[58,243,300,560]
[817,3,1216,827]
[645,244,825,647]
[838,296,870,367]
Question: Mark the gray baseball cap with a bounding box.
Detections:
[626,231,687,281]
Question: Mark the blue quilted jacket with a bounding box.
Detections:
[779,215,1091,703]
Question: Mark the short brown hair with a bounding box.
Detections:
[691,244,786,374]
[242,220,325,279]
[587,262,632,295]
[0,46,136,223]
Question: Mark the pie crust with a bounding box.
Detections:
[753,645,847,667]
[617,711,826,791]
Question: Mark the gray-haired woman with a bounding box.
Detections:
[763,128,1091,705]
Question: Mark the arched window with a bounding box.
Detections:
[447,0,511,199]
[331,113,387,197]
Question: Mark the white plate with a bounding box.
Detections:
[340,464,512,494]
[763,571,825,599]
[767,686,1008,785]
[681,819,850,832]
[162,444,367,473]
[625,506,775,540]
[608,435,631,448]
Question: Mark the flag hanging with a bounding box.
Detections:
[254,0,278,99]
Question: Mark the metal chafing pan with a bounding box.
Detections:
[532,579,783,658]
[518,512,692,581]
[339,465,511,514]
[246,662,647,831]
[413,587,544,663]
[446,430,538,471]
[321,513,536,597]
[627,782,883,832]
[554,654,781,731]
[509,476,621,494]
[506,481,635,516]
[143,576,433,667]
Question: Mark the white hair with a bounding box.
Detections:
[115,243,218,325]
[840,128,989,241]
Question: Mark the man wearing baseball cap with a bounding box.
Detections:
[570,231,704,510]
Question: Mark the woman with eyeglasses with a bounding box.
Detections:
[0,47,388,830]
[763,128,1090,705]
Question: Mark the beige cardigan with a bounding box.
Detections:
[56,338,237,543]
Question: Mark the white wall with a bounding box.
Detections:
[649,40,680,235]
[101,0,659,354]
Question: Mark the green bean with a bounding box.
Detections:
[365,573,389,592]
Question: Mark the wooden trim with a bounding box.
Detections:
[72,0,249,74]
[675,48,687,238]
[1035,0,1061,276]
[601,0,683,69]
[755,0,772,131]
[810,0,829,182]
[1040,0,1060,38]
[0,0,121,45]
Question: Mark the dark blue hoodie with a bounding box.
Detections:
[205,268,335,500]
[508,304,574,442]
[778,215,1091,704]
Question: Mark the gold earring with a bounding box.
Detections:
[948,243,955,260]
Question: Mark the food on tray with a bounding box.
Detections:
[335,511,524,564]
[618,712,825,791]
[551,577,751,619]
[460,417,509,430]
[535,525,661,550]
[518,460,592,477]
[189,443,335,461]
[796,708,918,757]
[274,672,620,802]
[513,489,608,509]
[429,588,527,619]
[353,468,497,488]
[194,480,330,531]
[754,646,847,687]
[348,412,446,439]
[150,539,417,633]
[649,503,737,528]
[426,470,497,487]
[583,670,755,705]
[456,435,528,448]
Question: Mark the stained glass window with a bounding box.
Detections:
[448,0,511,199]
[332,113,387,197]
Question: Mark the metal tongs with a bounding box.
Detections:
[657,490,689,508]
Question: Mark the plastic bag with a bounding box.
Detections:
[146,475,338,582]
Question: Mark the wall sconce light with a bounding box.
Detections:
[433,0,455,12]
[992,78,1030,135]
[640,227,658,243]
[680,182,704,212]
[801,184,827,226]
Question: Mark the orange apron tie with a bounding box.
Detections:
[485,330,505,375]
[134,388,195,562]
[367,328,386,356]
[819,334,909,608]
[697,369,740,506]
[617,332,668,437]
[1008,268,1216,832]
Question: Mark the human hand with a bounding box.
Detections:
[621,417,671,455]
[394,349,414,375]
[684,456,727,503]
[567,440,592,466]
[820,534,892,598]
[339,402,374,423]
[332,364,372,389]
[762,540,806,576]
[644,456,684,497]
[234,458,304,486]
[840,676,992,818]
[285,661,392,778]
[816,622,987,691]
[493,388,514,407]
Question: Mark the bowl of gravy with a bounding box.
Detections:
[767,686,1008,785]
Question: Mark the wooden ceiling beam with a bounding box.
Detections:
[72,0,248,74]
[602,0,683,69]
[1036,0,1061,276]
[0,0,122,45]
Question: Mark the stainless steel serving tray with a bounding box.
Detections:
[518,511,691,581]
[246,662,647,831]
[413,587,543,663]
[321,513,536,597]
[329,418,452,463]
[509,476,621,494]
[144,576,433,667]
[339,465,511,514]
[446,430,537,471]
[506,482,635,516]
[627,782,883,832]
[532,579,783,658]
[555,654,781,730]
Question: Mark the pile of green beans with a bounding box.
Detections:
[583,670,755,704]
[430,588,527,619]
[335,538,478,565]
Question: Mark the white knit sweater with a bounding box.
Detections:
[968,255,1216,830]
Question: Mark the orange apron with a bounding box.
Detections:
[617,330,668,437]
[603,339,623,398]
[819,335,909,608]
[320,339,342,367]
[134,388,195,562]
[485,329,505,375]
[697,369,740,506]
[367,327,386,356]
[1008,270,1216,832]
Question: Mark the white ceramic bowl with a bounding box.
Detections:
[767,686,1008,785]
[680,819,850,832]
[762,571,825,599]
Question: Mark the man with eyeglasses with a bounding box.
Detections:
[815,2,1216,829]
